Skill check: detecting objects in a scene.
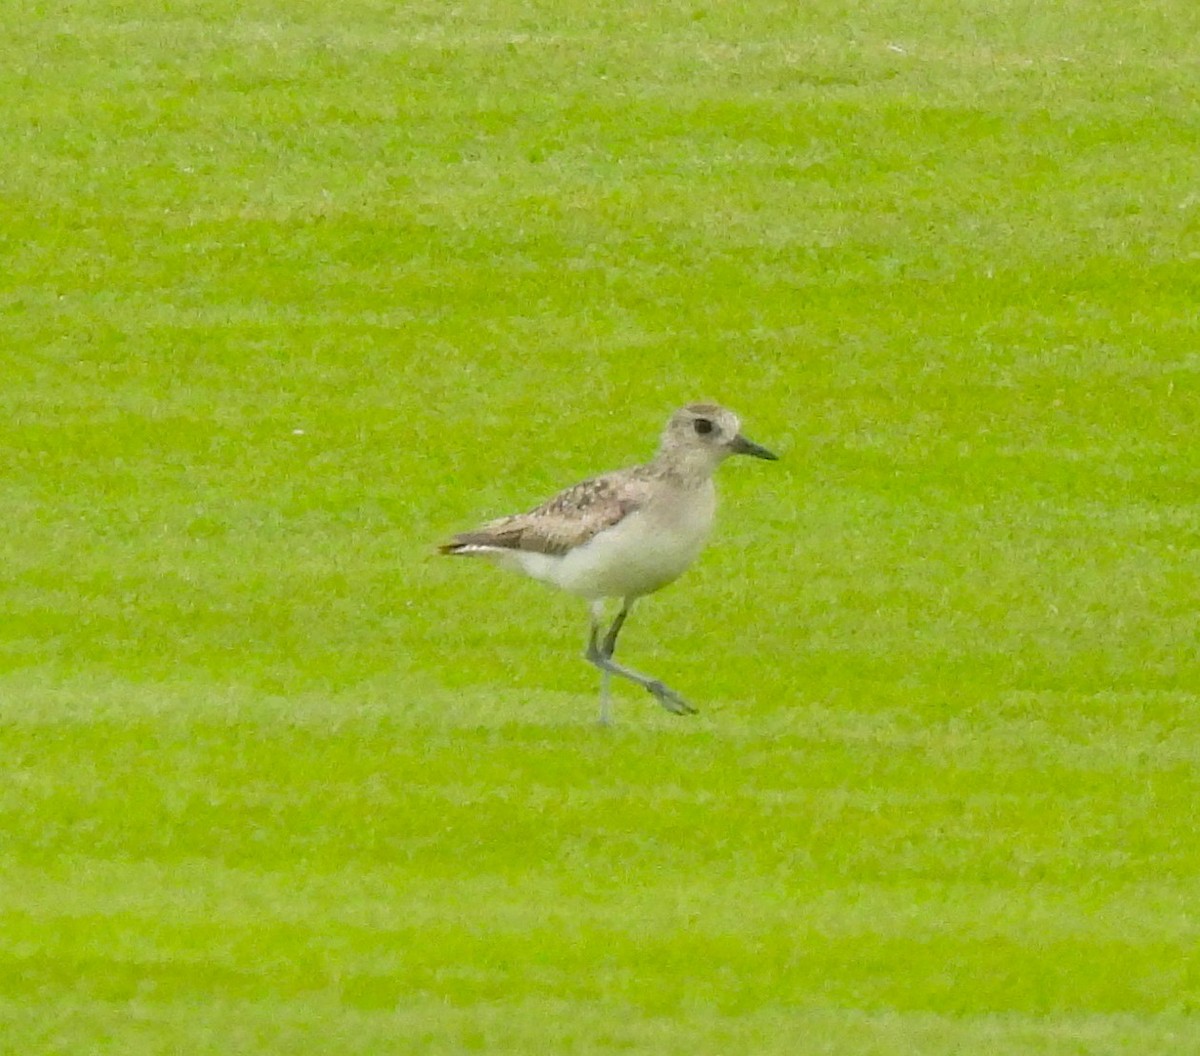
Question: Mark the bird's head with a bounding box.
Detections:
[659,403,778,471]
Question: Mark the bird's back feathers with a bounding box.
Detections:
[439,471,645,557]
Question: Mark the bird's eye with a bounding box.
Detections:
[693,418,714,436]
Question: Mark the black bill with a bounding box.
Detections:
[729,434,779,460]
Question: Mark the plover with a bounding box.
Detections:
[440,403,777,723]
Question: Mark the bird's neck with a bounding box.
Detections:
[649,446,722,487]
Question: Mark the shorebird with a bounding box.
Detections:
[439,403,777,723]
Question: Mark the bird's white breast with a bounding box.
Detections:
[532,479,717,601]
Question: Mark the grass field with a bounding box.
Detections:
[3,0,1200,1051]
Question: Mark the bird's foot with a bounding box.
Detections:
[647,680,697,716]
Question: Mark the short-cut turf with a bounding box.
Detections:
[2,0,1199,1053]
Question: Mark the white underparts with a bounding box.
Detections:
[455,482,716,602]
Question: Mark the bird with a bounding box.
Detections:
[439,403,778,724]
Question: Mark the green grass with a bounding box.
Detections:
[3,0,1199,1051]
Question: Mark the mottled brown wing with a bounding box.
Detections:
[441,472,642,556]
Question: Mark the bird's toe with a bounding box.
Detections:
[647,680,698,716]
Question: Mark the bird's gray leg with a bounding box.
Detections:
[584,599,697,717]
[600,602,629,659]
[587,602,614,727]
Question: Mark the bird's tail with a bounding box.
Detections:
[438,533,508,556]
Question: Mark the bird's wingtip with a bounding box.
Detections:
[439,534,509,556]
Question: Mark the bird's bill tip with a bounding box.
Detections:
[729,433,779,460]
